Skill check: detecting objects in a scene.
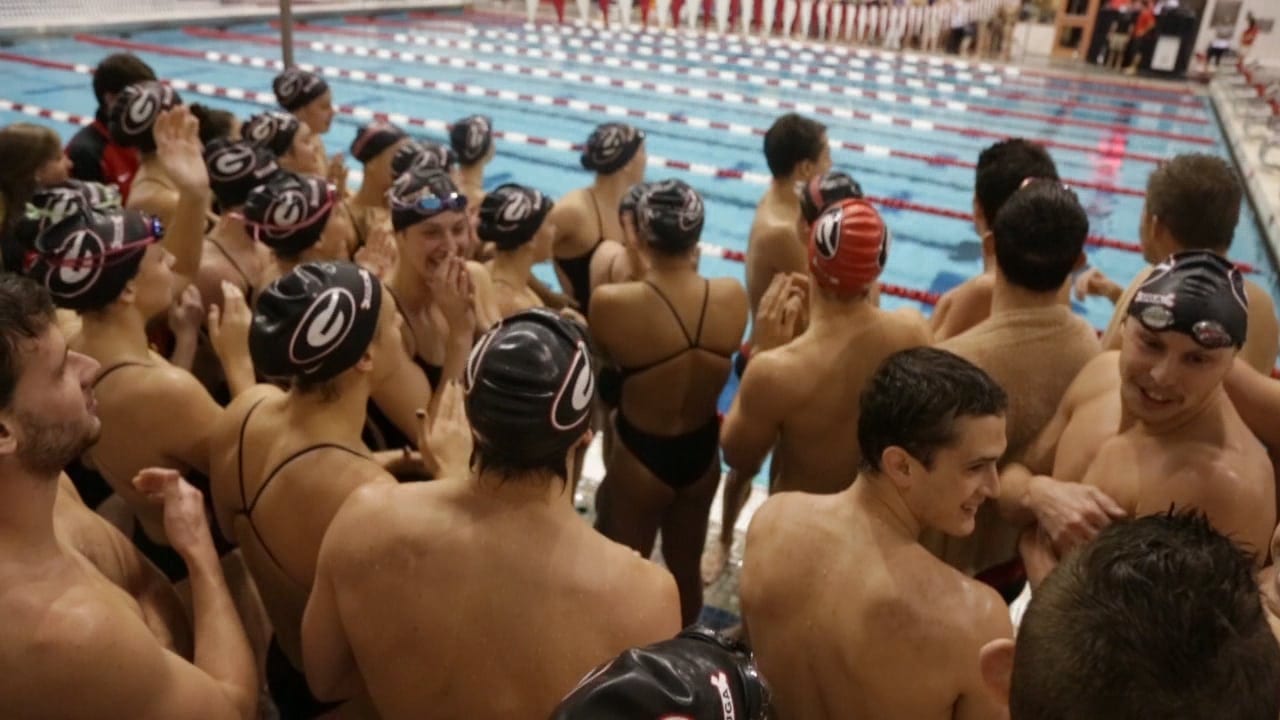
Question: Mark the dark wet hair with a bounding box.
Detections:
[0,273,56,410]
[762,113,827,179]
[974,139,1058,226]
[1146,154,1242,253]
[992,180,1087,293]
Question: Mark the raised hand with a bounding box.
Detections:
[752,273,806,353]
[167,284,204,340]
[153,106,210,196]
[131,468,213,560]
[354,223,398,281]
[1073,267,1124,305]
[327,152,348,198]
[207,281,252,367]
[431,256,477,337]
[420,381,473,479]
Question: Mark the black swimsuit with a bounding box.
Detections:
[235,397,372,718]
[611,281,730,489]
[554,190,608,315]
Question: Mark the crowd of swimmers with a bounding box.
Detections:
[1,50,1280,719]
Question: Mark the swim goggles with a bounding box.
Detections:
[1135,304,1235,350]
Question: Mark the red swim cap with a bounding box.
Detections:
[808,199,889,296]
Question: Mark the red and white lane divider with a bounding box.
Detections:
[2,47,1253,272]
[202,24,1166,166]
[444,10,1205,102]
[277,22,1209,145]
[117,30,1143,197]
[356,16,1206,125]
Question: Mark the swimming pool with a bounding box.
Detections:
[0,10,1273,374]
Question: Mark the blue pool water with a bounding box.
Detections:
[0,12,1274,361]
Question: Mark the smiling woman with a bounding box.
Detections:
[0,123,71,256]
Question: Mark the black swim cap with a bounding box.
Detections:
[109,81,182,152]
[391,140,458,180]
[449,115,493,166]
[349,122,408,164]
[7,181,123,271]
[388,168,467,232]
[204,138,281,210]
[465,308,594,465]
[23,208,161,312]
[1126,250,1248,350]
[272,68,330,112]
[242,172,336,255]
[243,112,302,158]
[581,123,645,175]
[800,170,864,225]
[618,182,651,222]
[476,183,553,251]
[551,626,771,720]
[636,179,704,252]
[250,261,382,384]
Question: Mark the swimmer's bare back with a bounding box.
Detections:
[303,478,680,719]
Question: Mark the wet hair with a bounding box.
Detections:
[974,139,1058,227]
[1011,510,1280,720]
[992,180,1088,293]
[190,104,238,146]
[858,347,1007,472]
[1146,154,1242,253]
[762,113,827,179]
[0,274,56,411]
[0,124,64,248]
[92,53,156,109]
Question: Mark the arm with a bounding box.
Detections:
[953,588,1014,720]
[151,368,224,477]
[151,108,212,288]
[1241,284,1279,376]
[207,282,256,399]
[302,486,379,702]
[1226,357,1280,450]
[466,260,502,332]
[721,356,788,478]
[369,350,435,450]
[1099,270,1146,352]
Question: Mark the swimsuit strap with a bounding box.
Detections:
[644,281,697,348]
[586,188,607,242]
[92,361,152,389]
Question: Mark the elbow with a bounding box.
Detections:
[720,431,761,476]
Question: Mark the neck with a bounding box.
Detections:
[391,262,433,311]
[990,275,1062,314]
[643,250,697,278]
[79,304,153,361]
[284,374,374,444]
[810,288,876,326]
[460,164,485,188]
[472,467,578,514]
[592,173,634,200]
[768,179,801,212]
[211,215,252,249]
[850,474,922,541]
[0,461,60,554]
[490,247,535,285]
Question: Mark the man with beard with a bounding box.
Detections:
[0,274,257,718]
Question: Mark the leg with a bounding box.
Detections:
[660,458,722,626]
[701,468,753,584]
[594,418,675,559]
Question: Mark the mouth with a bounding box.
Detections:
[85,392,97,415]
[1136,384,1178,407]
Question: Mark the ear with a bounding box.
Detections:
[0,418,17,458]
[354,347,375,374]
[980,229,996,259]
[879,446,915,489]
[118,279,139,306]
[979,638,1015,709]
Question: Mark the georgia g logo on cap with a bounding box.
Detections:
[289,286,358,371]
[46,227,106,299]
[814,207,843,260]
[466,118,489,154]
[678,187,703,233]
[592,125,626,164]
[210,144,258,182]
[496,191,534,232]
[263,188,308,236]
[121,87,160,135]
[247,116,278,144]
[551,343,594,430]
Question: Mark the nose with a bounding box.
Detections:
[76,351,101,386]
[980,464,1000,499]
[1149,353,1177,385]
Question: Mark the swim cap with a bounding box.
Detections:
[618,182,650,221]
[243,112,302,158]
[23,208,161,312]
[580,123,645,175]
[242,172,336,255]
[465,308,595,464]
[390,140,458,180]
[809,198,889,296]
[272,68,329,112]
[250,261,382,384]
[449,115,493,166]
[349,122,408,164]
[800,171,865,225]
[388,168,467,232]
[635,179,703,252]
[109,81,182,152]
[1126,250,1248,350]
[476,183,553,251]
[551,626,771,720]
[7,181,123,271]
[204,138,281,210]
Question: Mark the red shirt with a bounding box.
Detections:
[1134,7,1156,37]
[65,118,141,202]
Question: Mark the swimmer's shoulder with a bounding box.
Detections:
[1065,350,1121,402]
